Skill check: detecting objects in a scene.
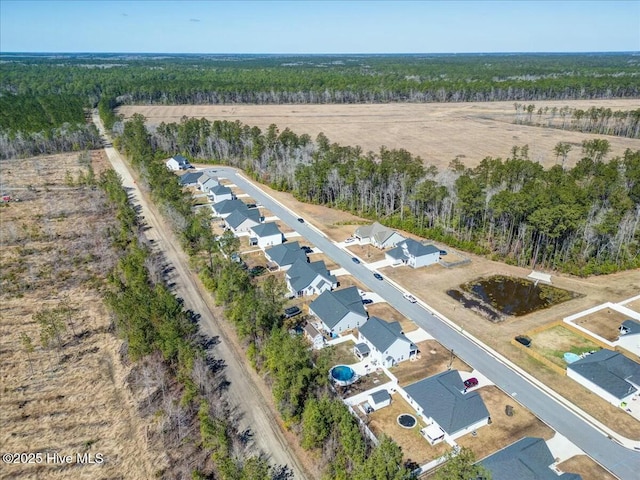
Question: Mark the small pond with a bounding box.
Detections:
[450,275,577,319]
[397,414,417,429]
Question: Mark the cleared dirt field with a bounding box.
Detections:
[120,99,640,170]
[573,308,630,342]
[0,153,155,480]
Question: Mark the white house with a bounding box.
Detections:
[166,154,191,171]
[208,184,234,203]
[385,238,440,268]
[211,199,250,218]
[617,319,640,356]
[303,323,325,350]
[357,316,417,367]
[264,242,308,271]
[354,222,405,249]
[367,390,391,411]
[404,370,490,443]
[225,209,261,234]
[178,171,204,187]
[286,259,337,297]
[309,286,368,336]
[250,222,283,249]
[198,175,220,193]
[567,349,640,406]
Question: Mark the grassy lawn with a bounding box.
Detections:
[557,455,618,480]
[323,340,358,366]
[529,325,602,368]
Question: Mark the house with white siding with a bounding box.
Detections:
[309,286,368,335]
[357,316,417,367]
[166,154,191,171]
[264,241,307,271]
[250,222,284,249]
[354,222,405,249]
[178,171,204,187]
[386,238,440,268]
[404,370,490,443]
[211,199,250,218]
[198,175,220,193]
[208,184,234,203]
[567,349,640,406]
[225,208,261,234]
[286,259,337,297]
[617,319,640,356]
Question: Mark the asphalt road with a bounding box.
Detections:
[222,168,640,480]
[92,115,308,479]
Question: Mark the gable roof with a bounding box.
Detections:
[286,259,336,293]
[209,184,231,195]
[404,370,489,435]
[355,222,399,245]
[567,349,640,399]
[213,199,248,215]
[251,222,282,238]
[621,319,640,336]
[265,241,307,267]
[178,171,204,185]
[169,154,190,167]
[480,437,582,480]
[310,286,367,329]
[359,316,416,353]
[226,208,260,229]
[387,238,439,261]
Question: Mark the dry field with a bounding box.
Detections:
[366,303,418,333]
[573,308,630,342]
[0,153,155,480]
[120,99,640,170]
[557,455,618,480]
[391,341,471,387]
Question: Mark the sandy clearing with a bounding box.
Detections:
[119,99,640,169]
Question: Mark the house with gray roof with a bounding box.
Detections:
[286,259,337,297]
[178,171,204,187]
[309,286,368,335]
[208,184,233,203]
[250,222,283,249]
[385,238,440,268]
[265,241,307,271]
[567,349,640,405]
[198,175,220,193]
[618,319,640,356]
[404,370,490,443]
[166,154,192,171]
[354,222,405,249]
[225,208,261,234]
[357,316,417,367]
[479,437,582,480]
[303,323,325,350]
[211,199,249,218]
[367,389,391,411]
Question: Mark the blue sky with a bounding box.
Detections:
[1,1,638,53]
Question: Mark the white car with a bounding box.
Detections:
[344,237,355,244]
[403,293,417,303]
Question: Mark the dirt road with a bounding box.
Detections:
[91,111,308,479]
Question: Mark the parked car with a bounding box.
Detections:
[362,298,373,305]
[373,273,383,281]
[283,306,302,318]
[439,250,448,256]
[297,217,305,223]
[352,257,361,264]
[249,265,266,276]
[515,335,532,347]
[463,377,479,389]
[403,293,417,303]
[344,237,355,244]
[246,203,257,209]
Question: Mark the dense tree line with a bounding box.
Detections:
[140,114,640,276]
[2,53,639,108]
[99,168,292,479]
[0,93,100,159]
[514,103,640,138]
[115,113,414,479]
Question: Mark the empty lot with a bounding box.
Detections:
[119,99,640,170]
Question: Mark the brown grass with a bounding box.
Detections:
[366,303,418,333]
[346,244,387,263]
[120,99,640,170]
[0,152,155,480]
[574,308,632,342]
[391,340,471,386]
[557,455,618,480]
[366,393,450,465]
[457,386,554,460]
